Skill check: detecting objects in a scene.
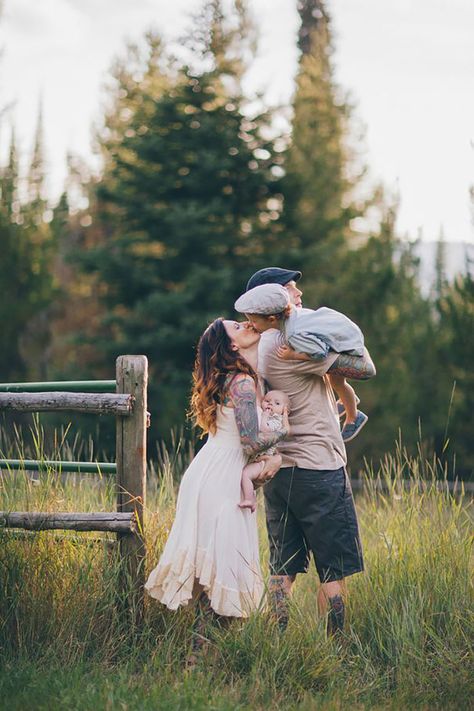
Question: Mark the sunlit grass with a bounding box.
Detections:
[0,422,472,709]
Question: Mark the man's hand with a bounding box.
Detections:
[277,345,311,362]
[253,453,283,488]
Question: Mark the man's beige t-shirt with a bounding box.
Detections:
[258,330,347,471]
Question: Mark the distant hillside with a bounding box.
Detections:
[408,240,473,295]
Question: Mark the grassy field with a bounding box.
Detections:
[0,424,472,710]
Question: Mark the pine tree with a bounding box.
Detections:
[277,0,367,304]
[47,184,109,380]
[78,5,280,433]
[1,131,18,219]
[326,200,433,466]
[0,128,54,380]
[433,227,447,302]
[0,132,27,378]
[436,268,474,477]
[17,108,56,379]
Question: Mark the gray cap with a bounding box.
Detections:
[234,284,290,315]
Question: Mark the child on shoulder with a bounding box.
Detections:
[235,283,375,442]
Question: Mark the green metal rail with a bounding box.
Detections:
[0,459,117,474]
[0,380,116,393]
[0,380,118,475]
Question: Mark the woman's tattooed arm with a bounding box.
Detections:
[227,374,288,456]
[328,348,376,380]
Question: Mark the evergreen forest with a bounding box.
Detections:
[1,0,473,478]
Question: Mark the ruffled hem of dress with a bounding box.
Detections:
[145,547,263,618]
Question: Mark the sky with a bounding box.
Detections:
[1,0,473,243]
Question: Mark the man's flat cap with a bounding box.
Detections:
[246,267,302,291]
[234,284,290,315]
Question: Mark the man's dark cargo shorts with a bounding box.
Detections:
[264,466,364,583]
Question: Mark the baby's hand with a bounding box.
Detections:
[277,345,310,361]
[282,406,290,434]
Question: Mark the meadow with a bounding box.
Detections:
[0,422,472,710]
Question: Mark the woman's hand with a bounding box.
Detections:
[230,373,289,456]
[253,453,283,488]
[277,345,311,362]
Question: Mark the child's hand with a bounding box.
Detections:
[282,406,290,435]
[277,345,298,360]
[277,345,311,362]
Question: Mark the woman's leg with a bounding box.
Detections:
[187,588,233,669]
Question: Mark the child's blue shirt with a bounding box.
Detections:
[284,306,365,360]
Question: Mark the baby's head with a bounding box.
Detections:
[234,284,292,334]
[262,390,290,416]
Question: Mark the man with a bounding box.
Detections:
[245,267,375,635]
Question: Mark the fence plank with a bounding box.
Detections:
[0,392,133,415]
[116,355,148,625]
[0,511,135,533]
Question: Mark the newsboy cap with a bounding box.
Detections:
[246,267,302,291]
[234,283,290,315]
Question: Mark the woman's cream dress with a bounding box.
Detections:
[145,405,263,617]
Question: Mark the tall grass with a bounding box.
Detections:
[0,423,472,709]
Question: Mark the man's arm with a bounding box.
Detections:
[228,374,288,457]
[276,347,375,380]
[327,348,376,380]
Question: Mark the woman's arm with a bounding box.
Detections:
[227,374,288,457]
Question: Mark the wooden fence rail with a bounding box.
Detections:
[0,392,134,415]
[0,511,136,533]
[0,356,148,626]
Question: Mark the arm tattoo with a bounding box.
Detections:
[221,373,235,406]
[328,349,376,381]
[229,375,288,456]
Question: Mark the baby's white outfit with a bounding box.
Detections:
[260,412,284,456]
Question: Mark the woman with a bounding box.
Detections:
[145,318,288,641]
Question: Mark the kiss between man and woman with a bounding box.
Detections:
[145,266,376,664]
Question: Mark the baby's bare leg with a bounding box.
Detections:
[328,373,357,423]
[240,461,264,512]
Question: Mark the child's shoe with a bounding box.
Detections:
[336,396,360,418]
[341,411,368,442]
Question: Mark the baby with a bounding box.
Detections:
[235,283,375,442]
[239,389,289,512]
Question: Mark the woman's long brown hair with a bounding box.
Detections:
[190,318,258,436]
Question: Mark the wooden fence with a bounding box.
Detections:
[0,355,148,624]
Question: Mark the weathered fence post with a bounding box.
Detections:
[116,355,148,625]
